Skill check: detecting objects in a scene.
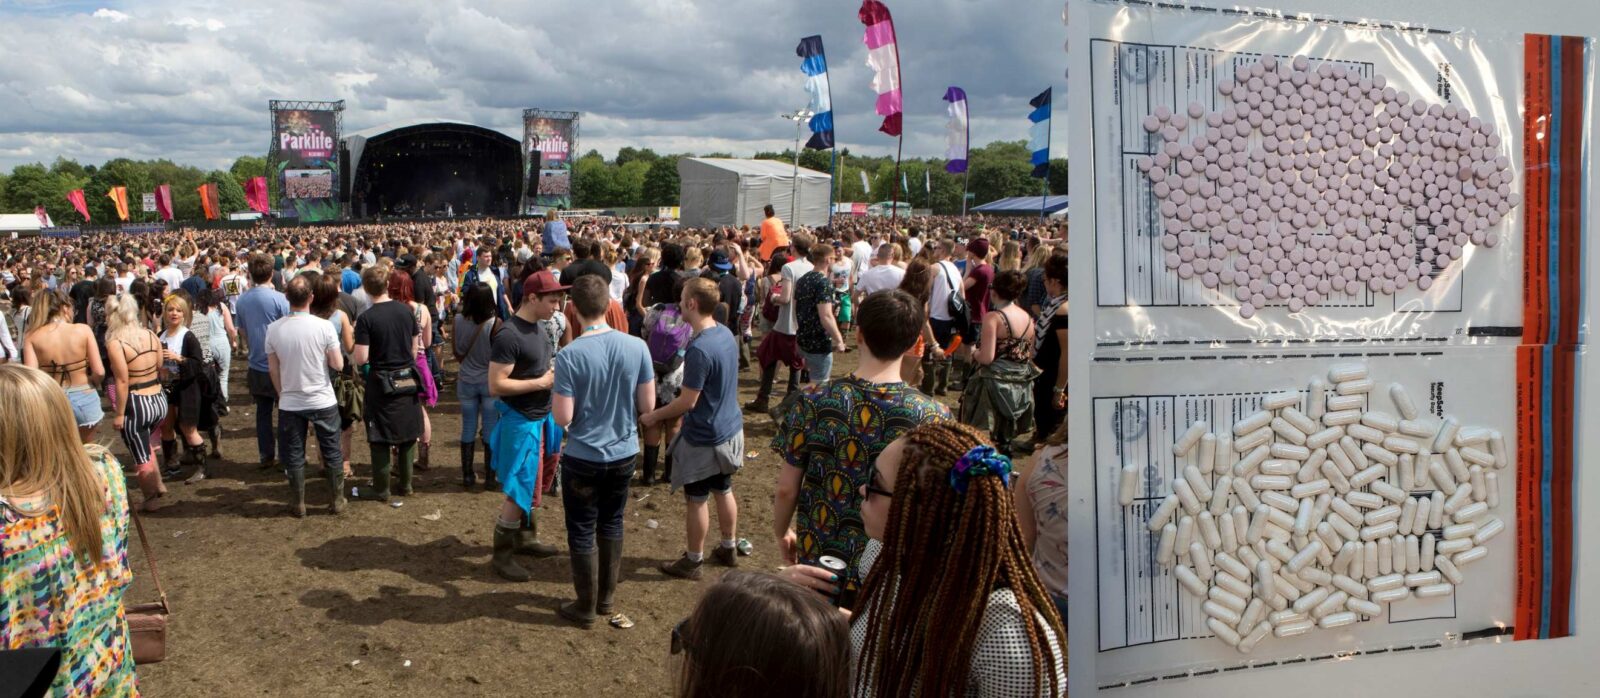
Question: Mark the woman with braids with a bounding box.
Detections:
[783,421,1065,696]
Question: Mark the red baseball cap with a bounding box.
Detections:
[522,269,570,297]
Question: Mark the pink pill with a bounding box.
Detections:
[1161,125,1180,141]
[1202,272,1220,289]
[1239,302,1257,319]
[1153,105,1172,120]
[1293,55,1309,71]
[1188,101,1205,119]
[1287,296,1305,313]
[1165,252,1181,269]
[1143,115,1161,132]
[1177,263,1195,279]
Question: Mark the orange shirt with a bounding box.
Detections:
[759,216,790,261]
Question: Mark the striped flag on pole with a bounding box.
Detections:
[1028,88,1052,178]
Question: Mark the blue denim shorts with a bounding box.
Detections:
[65,384,104,428]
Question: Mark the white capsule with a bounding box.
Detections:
[1323,408,1361,426]
[1237,620,1273,653]
[1320,459,1353,495]
[1432,416,1460,454]
[1183,465,1213,503]
[1361,411,1399,433]
[1405,570,1442,588]
[1174,478,1203,515]
[1291,479,1330,500]
[1319,611,1359,628]
[1312,492,1334,525]
[1247,505,1274,545]
[1199,511,1224,550]
[1398,419,1436,439]
[1260,459,1300,476]
[1460,446,1494,469]
[1415,583,1454,598]
[1435,554,1463,584]
[1336,378,1375,396]
[1359,542,1377,580]
[1398,497,1418,536]
[1262,493,1299,517]
[1174,420,1210,456]
[1270,419,1308,446]
[1398,534,1416,573]
[1470,467,1487,504]
[1198,433,1217,475]
[1445,449,1472,484]
[1340,437,1368,472]
[1219,511,1241,553]
[1190,542,1214,580]
[1444,484,1474,515]
[1299,566,1333,588]
[1215,432,1236,472]
[1234,445,1271,479]
[1175,563,1207,596]
[1263,391,1301,410]
[1368,573,1405,592]
[1389,383,1419,420]
[1298,450,1329,483]
[1347,595,1384,617]
[1351,464,1390,489]
[1209,585,1249,613]
[1234,428,1273,455]
[1415,450,1435,490]
[1149,494,1181,531]
[1234,477,1262,512]
[1306,427,1343,450]
[1238,597,1268,634]
[1326,394,1365,412]
[1436,535,1473,554]
[1266,539,1297,565]
[1287,538,1323,573]
[1364,505,1402,526]
[1232,505,1250,545]
[1333,542,1359,575]
[1292,586,1330,614]
[1271,444,1312,463]
[1489,430,1508,469]
[1269,608,1308,627]
[1363,521,1399,541]
[1176,515,1196,555]
[1473,516,1505,545]
[1156,523,1178,564]
[1208,475,1234,516]
[1294,499,1316,536]
[1348,424,1386,444]
[1377,537,1394,575]
[1214,550,1250,581]
[1282,407,1318,436]
[1421,532,1436,572]
[1315,520,1342,551]
[1383,435,1421,454]
[1207,617,1243,646]
[1274,617,1316,637]
[1486,472,1500,509]
[1119,465,1140,506]
[1346,491,1384,509]
[1313,589,1349,619]
[1308,379,1328,420]
[1454,427,1492,447]
[1372,587,1410,604]
[1233,411,1271,436]
[1454,501,1489,524]
[1267,507,1297,533]
[1328,363,1368,383]
[1414,497,1432,536]
[1443,522,1479,541]
[1371,480,1407,505]
[1428,458,1459,496]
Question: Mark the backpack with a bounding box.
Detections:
[646,304,692,372]
[761,281,782,324]
[942,262,971,335]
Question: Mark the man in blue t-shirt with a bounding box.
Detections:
[234,254,289,469]
[642,277,743,580]
[552,276,655,627]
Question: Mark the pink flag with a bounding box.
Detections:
[245,176,270,214]
[858,1,903,137]
[155,184,174,222]
[66,189,90,222]
[34,205,51,227]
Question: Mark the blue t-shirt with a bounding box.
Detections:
[235,286,289,372]
[553,330,654,463]
[680,324,742,446]
[542,220,572,252]
[341,268,362,294]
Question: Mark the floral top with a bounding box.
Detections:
[773,375,950,590]
[794,270,835,355]
[2,448,138,697]
[1028,444,1069,597]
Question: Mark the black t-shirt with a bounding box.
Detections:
[489,315,553,420]
[560,259,612,287]
[69,280,95,322]
[701,270,743,330]
[795,270,833,354]
[354,301,417,372]
[411,270,436,313]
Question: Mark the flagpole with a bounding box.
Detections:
[1041,87,1052,221]
[962,95,971,216]
[889,27,904,223]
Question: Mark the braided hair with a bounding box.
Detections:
[855,422,1065,697]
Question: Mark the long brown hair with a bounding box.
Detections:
[898,259,934,306]
[678,571,850,698]
[855,422,1065,696]
[0,364,110,564]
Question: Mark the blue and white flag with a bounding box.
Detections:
[797,35,834,150]
[1028,87,1051,178]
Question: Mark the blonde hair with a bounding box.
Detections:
[105,293,145,345]
[683,245,704,271]
[163,293,193,328]
[0,364,109,564]
[25,289,70,335]
[999,241,1023,273]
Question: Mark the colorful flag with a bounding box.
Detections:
[860,170,871,195]
[155,184,174,221]
[245,176,270,213]
[944,86,969,173]
[924,169,931,195]
[33,205,51,227]
[66,189,90,222]
[107,186,130,221]
[197,183,219,220]
[858,1,902,137]
[1028,87,1052,179]
[796,36,834,150]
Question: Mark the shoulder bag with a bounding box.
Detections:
[126,507,170,664]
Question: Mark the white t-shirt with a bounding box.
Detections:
[265,312,339,412]
[907,236,924,256]
[774,258,814,335]
[851,241,873,281]
[154,265,185,290]
[928,260,960,321]
[114,274,135,295]
[830,260,853,293]
[856,264,906,297]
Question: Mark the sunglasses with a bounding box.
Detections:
[865,466,894,499]
[670,617,693,656]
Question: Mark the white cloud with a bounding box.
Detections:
[0,0,1067,172]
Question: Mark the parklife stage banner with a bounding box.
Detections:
[271,104,342,221]
[523,110,579,212]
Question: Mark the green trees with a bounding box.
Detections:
[0,156,264,223]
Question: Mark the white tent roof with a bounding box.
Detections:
[0,214,43,232]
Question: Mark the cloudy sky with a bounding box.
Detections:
[0,0,1068,172]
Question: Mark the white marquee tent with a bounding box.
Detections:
[677,158,832,229]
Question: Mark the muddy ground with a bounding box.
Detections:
[121,348,957,696]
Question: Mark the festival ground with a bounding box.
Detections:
[123,348,944,696]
